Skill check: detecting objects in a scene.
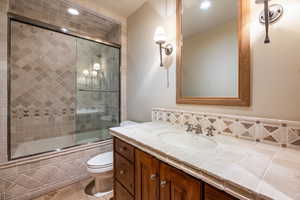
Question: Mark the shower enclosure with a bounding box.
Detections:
[9,19,120,159]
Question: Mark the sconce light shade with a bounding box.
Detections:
[154,26,167,44]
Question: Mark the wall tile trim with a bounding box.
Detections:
[152,108,300,149]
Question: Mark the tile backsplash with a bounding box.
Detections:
[152,108,300,149]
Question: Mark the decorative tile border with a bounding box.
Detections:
[152,108,300,149]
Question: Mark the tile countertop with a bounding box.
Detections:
[110,122,300,200]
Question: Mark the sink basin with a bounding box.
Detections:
[158,132,217,152]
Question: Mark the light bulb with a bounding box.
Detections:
[200,0,211,10]
[83,70,89,76]
[93,63,101,71]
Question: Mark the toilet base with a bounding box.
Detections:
[92,170,113,194]
[94,190,113,198]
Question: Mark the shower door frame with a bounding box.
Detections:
[7,13,122,161]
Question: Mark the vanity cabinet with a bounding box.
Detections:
[113,138,237,200]
[204,184,238,200]
[159,162,202,200]
[135,149,160,200]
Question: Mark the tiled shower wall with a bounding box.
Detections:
[1,0,127,163]
[9,0,121,44]
[0,0,9,163]
[0,0,125,198]
[10,21,77,154]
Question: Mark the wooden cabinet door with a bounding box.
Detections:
[204,184,238,200]
[135,149,160,200]
[160,163,203,200]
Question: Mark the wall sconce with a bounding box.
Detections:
[255,0,283,44]
[153,26,173,67]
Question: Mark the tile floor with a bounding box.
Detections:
[33,179,113,200]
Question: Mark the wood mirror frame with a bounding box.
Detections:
[176,0,250,106]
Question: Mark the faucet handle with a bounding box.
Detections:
[206,125,216,136]
[185,122,194,132]
[194,124,203,134]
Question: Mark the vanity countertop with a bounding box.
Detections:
[110,122,300,200]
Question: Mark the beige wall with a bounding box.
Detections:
[127,0,300,122]
[183,20,238,97]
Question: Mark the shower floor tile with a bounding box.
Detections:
[33,178,113,200]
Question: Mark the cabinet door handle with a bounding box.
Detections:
[150,174,157,180]
[119,170,125,175]
[160,180,167,187]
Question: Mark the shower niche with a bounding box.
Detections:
[9,19,120,159]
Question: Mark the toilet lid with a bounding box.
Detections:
[87,151,113,167]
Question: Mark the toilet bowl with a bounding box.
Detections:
[86,151,113,197]
[86,121,138,197]
[87,151,113,173]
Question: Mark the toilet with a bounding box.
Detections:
[86,151,113,197]
[86,121,138,197]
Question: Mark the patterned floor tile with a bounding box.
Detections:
[32,179,113,200]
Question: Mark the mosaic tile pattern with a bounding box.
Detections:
[219,117,236,136]
[235,119,256,140]
[10,21,77,154]
[165,111,182,126]
[259,121,286,146]
[0,143,112,200]
[287,126,300,149]
[152,108,300,148]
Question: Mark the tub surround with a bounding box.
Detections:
[0,141,112,200]
[110,120,300,200]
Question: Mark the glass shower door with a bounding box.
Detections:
[75,38,120,145]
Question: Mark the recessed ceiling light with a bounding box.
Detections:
[200,0,211,10]
[61,28,68,33]
[68,8,79,15]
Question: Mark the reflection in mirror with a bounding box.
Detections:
[182,0,238,97]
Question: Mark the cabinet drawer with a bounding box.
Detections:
[205,184,238,200]
[115,138,134,162]
[115,153,134,194]
[115,181,134,200]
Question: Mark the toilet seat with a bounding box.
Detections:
[86,151,113,174]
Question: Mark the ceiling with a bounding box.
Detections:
[94,0,147,17]
[183,0,237,38]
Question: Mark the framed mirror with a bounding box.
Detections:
[176,0,250,106]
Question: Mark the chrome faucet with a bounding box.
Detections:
[185,122,203,134]
[194,124,203,134]
[185,122,194,132]
[206,125,216,137]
